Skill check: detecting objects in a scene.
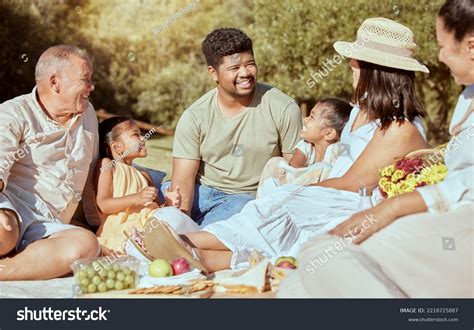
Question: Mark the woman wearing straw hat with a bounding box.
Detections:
[278,0,473,298]
[143,17,430,272]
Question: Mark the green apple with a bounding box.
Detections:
[148,259,173,277]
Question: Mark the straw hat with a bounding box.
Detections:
[333,17,429,73]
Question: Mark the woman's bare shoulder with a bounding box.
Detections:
[379,120,424,137]
[374,120,427,148]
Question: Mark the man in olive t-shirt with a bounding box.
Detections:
[162,28,301,227]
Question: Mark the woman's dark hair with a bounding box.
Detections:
[439,0,474,43]
[352,60,425,131]
[317,98,353,140]
[201,28,253,68]
[98,117,134,158]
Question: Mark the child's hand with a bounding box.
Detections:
[165,186,182,208]
[135,187,157,207]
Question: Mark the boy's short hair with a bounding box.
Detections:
[201,28,253,68]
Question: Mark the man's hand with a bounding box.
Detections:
[134,187,158,207]
[0,209,19,257]
[165,186,182,208]
[0,179,4,193]
[0,210,14,232]
[171,158,200,215]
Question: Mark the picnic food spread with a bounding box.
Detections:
[74,252,297,298]
[275,256,298,269]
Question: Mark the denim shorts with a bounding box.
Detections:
[0,192,76,251]
[160,181,255,227]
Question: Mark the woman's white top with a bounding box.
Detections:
[417,84,474,213]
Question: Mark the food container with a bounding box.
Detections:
[71,256,140,295]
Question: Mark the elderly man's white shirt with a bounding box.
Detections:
[0,87,99,225]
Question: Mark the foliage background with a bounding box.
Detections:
[0,0,461,145]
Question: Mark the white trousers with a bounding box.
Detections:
[277,205,474,298]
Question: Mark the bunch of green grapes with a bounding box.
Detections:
[75,261,137,294]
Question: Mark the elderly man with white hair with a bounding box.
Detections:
[0,45,100,280]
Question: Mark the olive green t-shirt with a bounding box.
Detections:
[173,82,302,194]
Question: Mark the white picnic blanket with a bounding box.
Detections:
[0,277,75,298]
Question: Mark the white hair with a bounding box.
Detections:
[35,45,92,82]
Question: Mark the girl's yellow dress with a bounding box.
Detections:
[97,161,159,251]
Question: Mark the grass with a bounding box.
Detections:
[134,135,174,181]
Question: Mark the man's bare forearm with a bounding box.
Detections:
[172,177,195,216]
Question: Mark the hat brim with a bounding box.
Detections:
[333,41,429,73]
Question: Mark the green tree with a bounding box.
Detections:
[0,0,83,100]
[0,0,458,144]
[251,0,459,144]
[77,0,255,126]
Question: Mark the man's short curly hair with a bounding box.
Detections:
[201,28,253,68]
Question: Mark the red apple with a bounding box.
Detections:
[171,258,190,275]
[276,260,297,269]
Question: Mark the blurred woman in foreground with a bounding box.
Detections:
[278,0,474,298]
